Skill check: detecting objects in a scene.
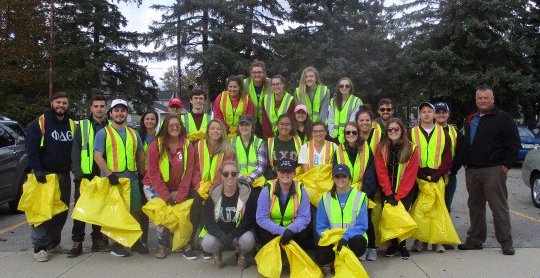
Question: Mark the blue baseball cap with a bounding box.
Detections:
[276,158,297,172]
[333,164,351,177]
[434,102,450,112]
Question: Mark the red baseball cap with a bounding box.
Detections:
[168,98,183,108]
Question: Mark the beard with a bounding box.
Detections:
[112,117,126,125]
[52,107,66,117]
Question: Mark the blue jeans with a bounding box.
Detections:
[445,174,457,212]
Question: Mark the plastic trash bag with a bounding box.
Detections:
[241,173,266,188]
[379,201,417,243]
[18,174,68,226]
[197,180,212,200]
[318,228,369,278]
[369,197,386,247]
[410,178,461,244]
[283,241,323,278]
[72,177,142,247]
[142,198,194,251]
[187,130,206,142]
[296,164,333,206]
[255,236,282,278]
[318,228,345,246]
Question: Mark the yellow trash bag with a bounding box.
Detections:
[227,126,237,139]
[241,173,266,188]
[197,180,212,200]
[410,179,461,244]
[72,177,142,248]
[318,228,369,278]
[283,241,323,278]
[296,164,333,206]
[18,174,68,226]
[255,237,282,278]
[142,198,194,251]
[379,201,417,243]
[187,130,206,141]
[351,182,363,190]
[318,228,345,246]
[369,197,386,247]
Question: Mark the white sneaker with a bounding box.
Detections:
[359,250,368,261]
[434,244,445,253]
[34,250,48,262]
[367,248,377,261]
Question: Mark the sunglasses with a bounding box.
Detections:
[345,130,358,135]
[387,127,400,133]
[338,84,351,88]
[221,171,238,178]
[379,108,393,112]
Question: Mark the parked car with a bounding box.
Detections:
[517,125,540,161]
[0,121,30,211]
[521,148,540,208]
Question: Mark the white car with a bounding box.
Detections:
[521,148,540,208]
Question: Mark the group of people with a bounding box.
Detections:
[24,60,520,274]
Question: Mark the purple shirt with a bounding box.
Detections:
[256,182,311,235]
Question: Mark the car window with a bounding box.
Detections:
[5,123,25,137]
[518,126,535,138]
[0,126,15,148]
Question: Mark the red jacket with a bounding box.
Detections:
[375,145,419,201]
[213,92,254,130]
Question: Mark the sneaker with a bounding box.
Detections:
[443,244,455,250]
[132,241,149,254]
[183,250,198,260]
[399,246,411,260]
[47,245,63,254]
[67,242,83,258]
[34,250,48,262]
[501,240,515,255]
[358,250,368,261]
[458,241,483,250]
[367,248,377,261]
[411,240,425,252]
[213,255,224,269]
[434,244,445,253]
[110,243,130,257]
[203,251,213,260]
[237,255,248,270]
[91,237,110,252]
[383,245,399,257]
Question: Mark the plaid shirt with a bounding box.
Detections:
[239,141,268,185]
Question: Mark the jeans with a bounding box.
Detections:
[445,174,457,212]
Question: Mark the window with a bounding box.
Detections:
[0,126,15,148]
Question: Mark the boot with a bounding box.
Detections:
[67,242,83,258]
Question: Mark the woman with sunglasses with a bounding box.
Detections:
[328,78,362,143]
[201,161,257,270]
[374,118,419,260]
[265,114,302,180]
[298,121,337,173]
[294,104,313,144]
[294,66,330,123]
[143,115,199,259]
[213,75,254,137]
[332,122,378,260]
[356,108,382,155]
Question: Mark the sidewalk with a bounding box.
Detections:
[1,247,537,277]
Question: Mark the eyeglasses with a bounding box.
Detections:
[387,127,400,133]
[379,108,393,112]
[338,84,351,89]
[345,130,358,135]
[221,171,238,178]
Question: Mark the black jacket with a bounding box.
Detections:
[462,106,520,168]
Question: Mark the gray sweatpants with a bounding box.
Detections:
[201,230,255,256]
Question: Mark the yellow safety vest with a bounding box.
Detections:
[79,119,106,175]
[232,135,262,175]
[380,144,417,193]
[322,188,368,241]
[306,140,335,170]
[157,138,190,182]
[267,179,303,227]
[263,92,294,133]
[219,91,249,129]
[197,139,225,183]
[369,122,382,155]
[447,125,458,158]
[103,125,138,172]
[182,112,210,135]
[411,125,445,169]
[331,95,362,143]
[244,77,270,123]
[335,141,370,186]
[295,84,328,122]
[267,135,302,168]
[38,114,76,148]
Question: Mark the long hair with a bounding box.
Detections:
[205,119,234,155]
[294,111,313,140]
[158,115,187,157]
[138,110,159,140]
[297,66,320,105]
[277,114,296,137]
[377,118,414,164]
[226,75,245,97]
[334,77,354,110]
[344,122,364,150]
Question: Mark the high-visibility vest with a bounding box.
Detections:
[380,144,417,193]
[411,125,446,169]
[369,122,382,155]
[219,91,249,128]
[294,84,328,122]
[244,77,270,123]
[197,139,225,183]
[79,119,108,174]
[182,112,211,135]
[330,95,362,143]
[157,138,190,182]
[446,125,458,158]
[267,135,302,168]
[103,125,138,172]
[306,140,335,169]
[335,141,370,185]
[38,114,76,148]
[267,179,303,227]
[322,188,368,241]
[232,135,262,175]
[263,92,294,133]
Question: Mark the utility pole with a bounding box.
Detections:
[48,0,55,100]
[176,0,182,99]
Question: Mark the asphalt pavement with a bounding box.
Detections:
[1,168,539,278]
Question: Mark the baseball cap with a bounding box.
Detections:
[110,99,128,109]
[418,102,434,111]
[294,104,308,113]
[276,158,297,172]
[168,98,183,108]
[333,164,351,177]
[434,102,450,112]
[239,115,254,125]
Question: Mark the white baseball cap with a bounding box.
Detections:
[110,99,129,109]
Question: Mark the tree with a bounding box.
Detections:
[161,65,200,98]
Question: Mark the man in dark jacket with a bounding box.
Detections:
[459,85,520,255]
[25,91,74,262]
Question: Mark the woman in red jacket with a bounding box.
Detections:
[142,115,199,259]
[213,75,255,136]
[374,118,419,260]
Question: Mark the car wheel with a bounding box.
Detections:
[8,174,26,213]
[532,174,540,208]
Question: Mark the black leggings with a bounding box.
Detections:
[256,225,314,251]
[316,235,367,265]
